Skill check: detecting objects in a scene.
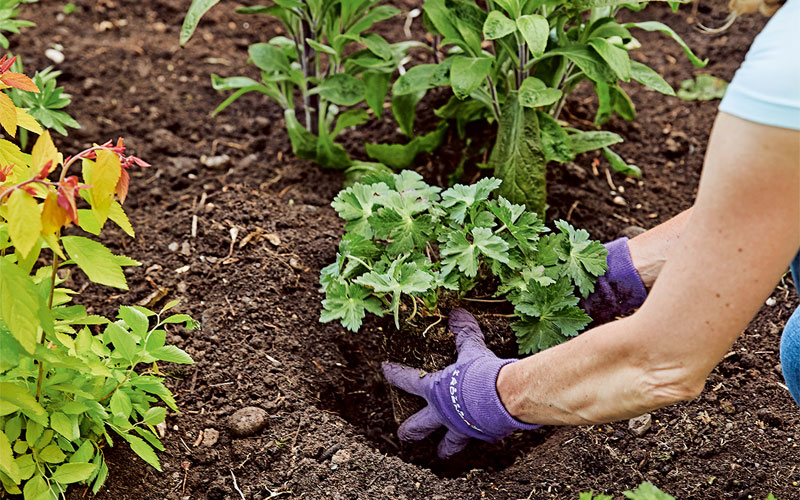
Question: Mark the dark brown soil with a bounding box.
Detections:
[11,0,798,499]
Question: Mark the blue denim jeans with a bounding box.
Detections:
[781,251,800,406]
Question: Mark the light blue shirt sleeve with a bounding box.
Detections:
[718,0,800,130]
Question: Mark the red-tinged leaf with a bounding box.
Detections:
[0,164,11,181]
[86,149,120,226]
[116,168,130,204]
[0,55,14,74]
[57,176,89,224]
[32,131,58,177]
[0,72,39,93]
[37,161,53,180]
[41,191,67,235]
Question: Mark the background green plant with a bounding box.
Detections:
[320,170,608,354]
[391,0,706,215]
[182,0,426,173]
[0,0,36,49]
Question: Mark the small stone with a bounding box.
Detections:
[202,154,231,168]
[720,400,735,415]
[156,421,167,438]
[202,428,220,447]
[168,242,179,252]
[289,257,302,269]
[765,297,777,307]
[619,225,646,239]
[612,195,627,207]
[177,282,188,293]
[150,128,182,154]
[265,233,281,247]
[629,413,652,436]
[330,449,351,466]
[239,153,259,170]
[45,48,65,64]
[180,241,192,256]
[228,407,268,437]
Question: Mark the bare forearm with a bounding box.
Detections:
[627,208,691,288]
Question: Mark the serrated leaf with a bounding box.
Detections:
[554,220,608,296]
[0,92,17,137]
[441,227,509,278]
[108,201,134,237]
[332,182,388,239]
[106,322,137,363]
[440,177,502,224]
[7,189,41,259]
[0,383,47,426]
[0,258,41,354]
[62,236,139,290]
[355,260,433,327]
[118,306,149,338]
[39,443,66,463]
[109,390,132,418]
[320,282,384,332]
[0,430,19,482]
[150,345,194,364]
[49,412,78,441]
[623,482,676,500]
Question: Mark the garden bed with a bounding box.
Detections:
[13,0,798,498]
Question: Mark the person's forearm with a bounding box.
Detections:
[627,208,691,288]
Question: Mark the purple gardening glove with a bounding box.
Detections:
[580,237,647,325]
[382,308,540,459]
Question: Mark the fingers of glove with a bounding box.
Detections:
[449,308,489,359]
[382,362,429,397]
[397,405,442,442]
[437,429,471,459]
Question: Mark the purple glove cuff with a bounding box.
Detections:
[581,237,647,324]
[432,356,540,441]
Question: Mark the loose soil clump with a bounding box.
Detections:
[12,0,798,498]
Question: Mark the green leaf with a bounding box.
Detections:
[365,122,448,169]
[579,491,614,500]
[39,444,66,463]
[0,257,41,354]
[548,46,616,83]
[441,227,509,278]
[0,430,19,483]
[316,131,352,169]
[332,182,388,238]
[489,91,547,217]
[180,0,220,46]
[320,282,383,332]
[516,15,548,57]
[677,74,727,101]
[391,91,425,137]
[554,220,609,297]
[568,130,623,155]
[345,5,400,37]
[284,109,317,160]
[624,21,707,68]
[440,177,502,224]
[23,474,51,500]
[483,11,516,40]
[311,74,365,106]
[50,462,97,484]
[537,111,574,163]
[393,64,438,96]
[518,77,562,108]
[4,415,21,442]
[603,147,641,176]
[110,390,132,418]
[630,60,675,96]
[141,407,167,425]
[118,306,149,338]
[623,482,676,500]
[7,189,41,259]
[62,236,139,290]
[150,345,194,364]
[362,71,391,118]
[49,412,78,441]
[121,433,161,471]
[0,383,48,426]
[450,56,492,100]
[356,261,433,328]
[588,38,630,82]
[106,322,137,363]
[248,43,290,74]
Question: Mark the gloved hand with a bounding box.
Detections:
[382,308,540,459]
[580,237,647,325]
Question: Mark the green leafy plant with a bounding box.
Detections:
[0,0,36,48]
[391,0,705,215]
[677,73,727,101]
[8,58,80,149]
[579,481,675,500]
[319,170,608,354]
[181,0,422,172]
[0,60,195,498]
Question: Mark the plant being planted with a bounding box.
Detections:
[319,170,608,354]
[392,0,706,215]
[0,59,195,498]
[181,0,422,172]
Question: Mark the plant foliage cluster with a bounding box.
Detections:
[392,0,705,214]
[0,60,194,499]
[320,170,608,354]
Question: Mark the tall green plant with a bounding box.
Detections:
[0,61,194,498]
[181,0,421,171]
[392,0,705,215]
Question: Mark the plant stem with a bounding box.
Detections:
[486,76,501,120]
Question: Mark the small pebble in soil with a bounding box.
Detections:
[720,400,736,415]
[330,449,351,470]
[202,154,231,168]
[765,297,777,306]
[168,242,179,252]
[619,225,646,239]
[628,413,652,436]
[612,195,627,206]
[202,428,220,447]
[265,233,281,247]
[228,407,268,437]
[180,241,192,256]
[45,48,65,64]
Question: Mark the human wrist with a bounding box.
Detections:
[495,360,537,427]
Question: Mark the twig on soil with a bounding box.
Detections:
[179,437,192,454]
[225,295,237,317]
[191,214,198,238]
[230,470,247,500]
[604,168,617,191]
[566,200,580,222]
[421,316,443,337]
[289,411,306,468]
